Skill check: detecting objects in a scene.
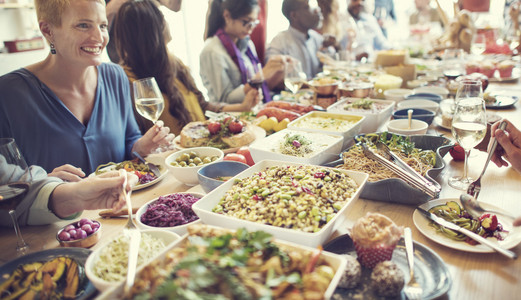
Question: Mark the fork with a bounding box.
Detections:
[466,121,507,199]
[120,170,141,295]
[403,227,423,300]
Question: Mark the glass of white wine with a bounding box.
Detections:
[284,59,307,95]
[449,81,487,190]
[0,138,31,255]
[133,77,165,125]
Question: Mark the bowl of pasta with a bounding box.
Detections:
[333,132,452,204]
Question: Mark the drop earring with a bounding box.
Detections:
[50,43,56,54]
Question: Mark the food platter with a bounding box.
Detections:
[488,71,520,82]
[413,198,521,253]
[173,125,266,153]
[324,234,452,300]
[91,157,167,191]
[485,95,519,109]
[0,248,95,300]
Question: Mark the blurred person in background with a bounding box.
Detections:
[345,0,390,61]
[373,0,395,37]
[266,0,337,79]
[409,0,442,26]
[0,0,173,181]
[114,0,260,135]
[105,0,182,63]
[200,0,285,104]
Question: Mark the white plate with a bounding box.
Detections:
[488,68,521,82]
[91,158,167,191]
[174,125,266,154]
[413,198,521,253]
[192,160,369,248]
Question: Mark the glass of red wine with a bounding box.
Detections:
[0,138,31,254]
[247,63,265,111]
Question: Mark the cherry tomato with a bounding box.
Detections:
[207,121,221,135]
[236,146,254,166]
[228,120,244,134]
[223,153,247,164]
[449,144,465,161]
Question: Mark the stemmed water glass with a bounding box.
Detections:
[133,77,165,126]
[449,81,487,190]
[133,77,166,152]
[284,59,307,95]
[0,138,31,255]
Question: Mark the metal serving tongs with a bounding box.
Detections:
[375,142,442,195]
[360,143,439,198]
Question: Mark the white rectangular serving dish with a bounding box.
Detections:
[191,160,369,248]
[327,97,394,133]
[249,129,343,165]
[287,111,365,149]
[97,225,348,300]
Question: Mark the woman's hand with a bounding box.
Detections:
[49,171,138,218]
[489,119,521,174]
[240,89,261,111]
[48,164,85,182]
[132,120,175,156]
[263,55,287,90]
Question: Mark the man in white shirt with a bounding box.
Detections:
[266,0,329,79]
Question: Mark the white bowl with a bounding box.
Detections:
[287,111,365,149]
[383,88,413,104]
[85,229,181,292]
[191,160,369,248]
[96,224,348,300]
[249,129,343,165]
[327,97,394,133]
[135,192,205,235]
[372,74,403,98]
[386,119,429,135]
[165,147,224,186]
[413,86,449,98]
[396,99,440,113]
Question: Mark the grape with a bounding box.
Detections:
[91,222,100,229]
[64,224,75,231]
[58,231,71,241]
[76,230,87,239]
[68,229,77,237]
[81,224,93,234]
[79,218,91,226]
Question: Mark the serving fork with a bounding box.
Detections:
[120,169,141,295]
[403,227,423,300]
[466,121,507,199]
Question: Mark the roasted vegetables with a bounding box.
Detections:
[0,256,84,300]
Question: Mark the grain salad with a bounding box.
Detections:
[212,165,359,233]
[290,116,358,132]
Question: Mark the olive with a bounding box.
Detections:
[202,157,212,164]
[179,153,190,162]
[188,163,196,167]
[188,158,194,164]
[193,157,202,164]
[189,151,197,159]
[211,156,219,161]
[179,161,187,167]
[170,161,179,167]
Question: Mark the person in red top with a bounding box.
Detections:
[249,0,267,64]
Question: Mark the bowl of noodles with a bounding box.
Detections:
[333,132,452,204]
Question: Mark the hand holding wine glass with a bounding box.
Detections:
[0,138,31,254]
[449,80,487,190]
[284,59,307,95]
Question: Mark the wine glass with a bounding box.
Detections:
[284,59,307,95]
[246,63,265,112]
[0,138,31,254]
[448,81,487,190]
[471,33,487,55]
[455,79,483,102]
[133,77,165,125]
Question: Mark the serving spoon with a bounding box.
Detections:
[460,193,515,219]
[407,109,413,129]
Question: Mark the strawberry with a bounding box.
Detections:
[449,144,465,161]
[207,121,222,135]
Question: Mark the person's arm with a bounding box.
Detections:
[489,119,521,174]
[200,43,246,104]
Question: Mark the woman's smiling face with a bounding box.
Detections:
[50,0,108,66]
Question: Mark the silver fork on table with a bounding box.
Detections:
[466,121,507,199]
[120,169,141,296]
[403,227,423,300]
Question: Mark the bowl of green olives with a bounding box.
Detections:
[165,147,224,186]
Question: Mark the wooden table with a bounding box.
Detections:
[0,82,519,299]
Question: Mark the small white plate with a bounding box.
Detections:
[413,198,521,253]
[174,125,266,154]
[91,159,167,191]
[433,116,451,130]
